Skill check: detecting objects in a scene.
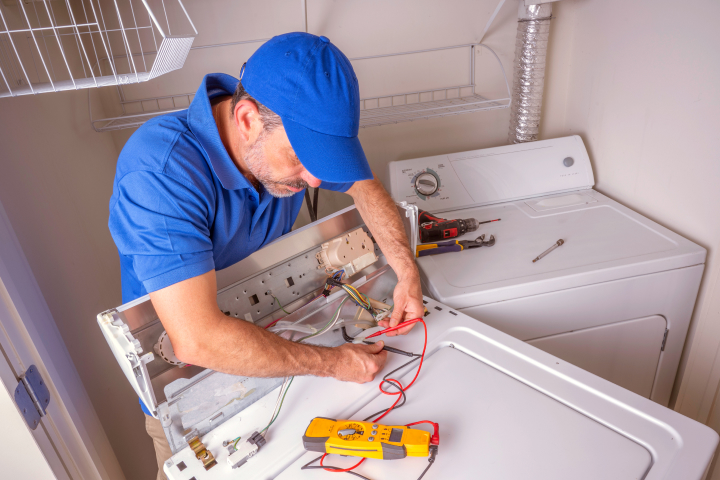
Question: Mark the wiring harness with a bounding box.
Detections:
[232,273,435,478]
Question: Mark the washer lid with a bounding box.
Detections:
[288,347,652,479]
[268,301,717,480]
[418,190,706,308]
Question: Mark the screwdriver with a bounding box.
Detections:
[532,239,565,263]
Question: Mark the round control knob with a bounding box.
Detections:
[415,172,438,196]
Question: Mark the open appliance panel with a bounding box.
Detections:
[159,263,398,453]
[97,203,418,452]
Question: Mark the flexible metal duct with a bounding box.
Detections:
[508,2,553,144]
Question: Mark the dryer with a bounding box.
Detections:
[388,136,705,406]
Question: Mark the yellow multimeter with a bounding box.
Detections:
[302,417,430,460]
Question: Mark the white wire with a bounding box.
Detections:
[268,323,318,335]
[297,297,350,343]
[265,376,290,436]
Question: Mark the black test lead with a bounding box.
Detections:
[532,239,565,263]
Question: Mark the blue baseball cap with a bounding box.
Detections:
[241,32,373,184]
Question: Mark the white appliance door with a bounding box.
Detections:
[527,315,667,398]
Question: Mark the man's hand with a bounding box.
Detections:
[331,342,388,383]
[348,174,424,337]
[378,275,424,336]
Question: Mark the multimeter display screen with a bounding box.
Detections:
[389,428,403,443]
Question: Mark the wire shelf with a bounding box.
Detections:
[91,42,510,132]
[357,43,510,128]
[90,91,192,131]
[0,0,196,98]
[89,38,268,132]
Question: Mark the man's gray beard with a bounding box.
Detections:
[244,132,310,198]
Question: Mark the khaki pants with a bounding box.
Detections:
[145,414,172,480]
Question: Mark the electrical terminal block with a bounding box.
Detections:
[316,228,378,277]
[227,431,266,469]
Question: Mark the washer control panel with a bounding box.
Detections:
[388,136,594,212]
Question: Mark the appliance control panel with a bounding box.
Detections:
[388,136,594,213]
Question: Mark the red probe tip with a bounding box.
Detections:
[365,318,423,338]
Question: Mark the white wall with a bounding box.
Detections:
[541,0,720,463]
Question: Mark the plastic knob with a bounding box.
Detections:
[415,172,438,196]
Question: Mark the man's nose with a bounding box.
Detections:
[302,170,322,188]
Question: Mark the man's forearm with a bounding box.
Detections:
[348,177,418,281]
[176,312,338,378]
[151,270,387,383]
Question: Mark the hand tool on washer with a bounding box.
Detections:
[415,233,496,257]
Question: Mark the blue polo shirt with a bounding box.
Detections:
[109,73,352,413]
[110,72,352,304]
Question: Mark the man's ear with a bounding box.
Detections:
[233,99,262,143]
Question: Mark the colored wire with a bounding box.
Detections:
[301,456,371,480]
[297,296,349,342]
[317,319,429,477]
[264,290,324,330]
[375,320,427,421]
[273,295,290,315]
[265,317,282,330]
[258,294,350,439]
[321,454,366,472]
[365,317,423,338]
[261,376,294,435]
[361,356,421,421]
[416,459,435,479]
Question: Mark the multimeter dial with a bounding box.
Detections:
[414,172,439,196]
[337,422,365,441]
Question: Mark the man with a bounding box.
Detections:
[109,32,423,479]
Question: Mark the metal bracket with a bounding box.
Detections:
[185,429,217,470]
[13,365,50,430]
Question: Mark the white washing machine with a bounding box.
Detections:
[388,136,705,406]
